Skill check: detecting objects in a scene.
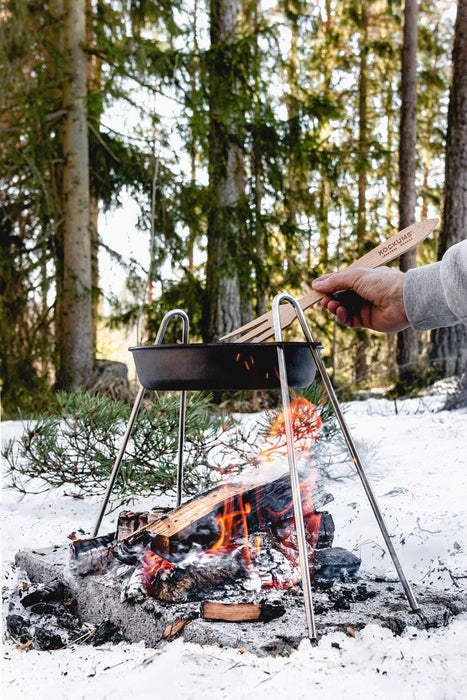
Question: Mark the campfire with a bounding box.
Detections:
[71,396,360,621]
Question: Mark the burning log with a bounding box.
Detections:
[116,460,341,601]
[200,601,285,623]
[122,472,288,545]
[123,470,332,556]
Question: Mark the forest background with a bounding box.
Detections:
[1,0,466,418]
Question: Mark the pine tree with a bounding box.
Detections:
[205,0,252,340]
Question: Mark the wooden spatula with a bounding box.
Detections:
[220,218,439,343]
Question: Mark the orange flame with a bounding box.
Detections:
[258,396,323,584]
[209,493,253,565]
[140,396,324,592]
[260,395,322,464]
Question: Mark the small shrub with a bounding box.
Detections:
[2,390,241,504]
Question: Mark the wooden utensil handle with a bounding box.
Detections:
[276,218,439,328]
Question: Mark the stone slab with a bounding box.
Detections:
[14,545,467,656]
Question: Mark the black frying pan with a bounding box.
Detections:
[130,342,318,391]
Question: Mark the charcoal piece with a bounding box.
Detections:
[6,614,31,642]
[313,602,328,615]
[55,611,81,631]
[258,602,286,622]
[33,626,64,650]
[92,619,126,645]
[21,579,69,608]
[313,547,361,584]
[355,583,377,602]
[316,512,335,549]
[30,602,60,616]
[332,594,352,611]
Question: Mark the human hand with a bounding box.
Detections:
[312,267,410,333]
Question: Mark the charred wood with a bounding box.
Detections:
[92,619,127,645]
[69,534,116,576]
[124,472,331,547]
[117,508,168,540]
[147,554,246,603]
[20,579,71,607]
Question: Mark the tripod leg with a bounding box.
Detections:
[273,296,317,640]
[93,385,145,537]
[309,349,420,611]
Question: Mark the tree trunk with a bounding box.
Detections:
[58,0,93,389]
[355,2,369,383]
[430,0,467,376]
[397,0,419,386]
[247,0,268,316]
[205,0,252,341]
[87,0,103,355]
[318,0,333,270]
[283,9,301,287]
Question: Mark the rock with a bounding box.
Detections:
[313,547,361,584]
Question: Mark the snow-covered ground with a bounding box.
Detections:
[2,386,467,699]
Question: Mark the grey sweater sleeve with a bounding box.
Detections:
[403,239,467,331]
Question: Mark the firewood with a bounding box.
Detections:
[162,618,192,639]
[122,477,273,544]
[116,508,168,541]
[122,469,324,546]
[200,601,285,623]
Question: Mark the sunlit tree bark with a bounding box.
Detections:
[430,0,467,376]
[57,0,93,389]
[397,0,419,385]
[205,0,252,340]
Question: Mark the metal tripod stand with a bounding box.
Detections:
[93,297,419,643]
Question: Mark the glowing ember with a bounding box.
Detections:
[141,550,175,587]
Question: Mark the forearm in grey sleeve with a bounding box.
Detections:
[403,239,467,331]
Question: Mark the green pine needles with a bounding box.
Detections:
[2,384,349,507]
[2,391,241,504]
